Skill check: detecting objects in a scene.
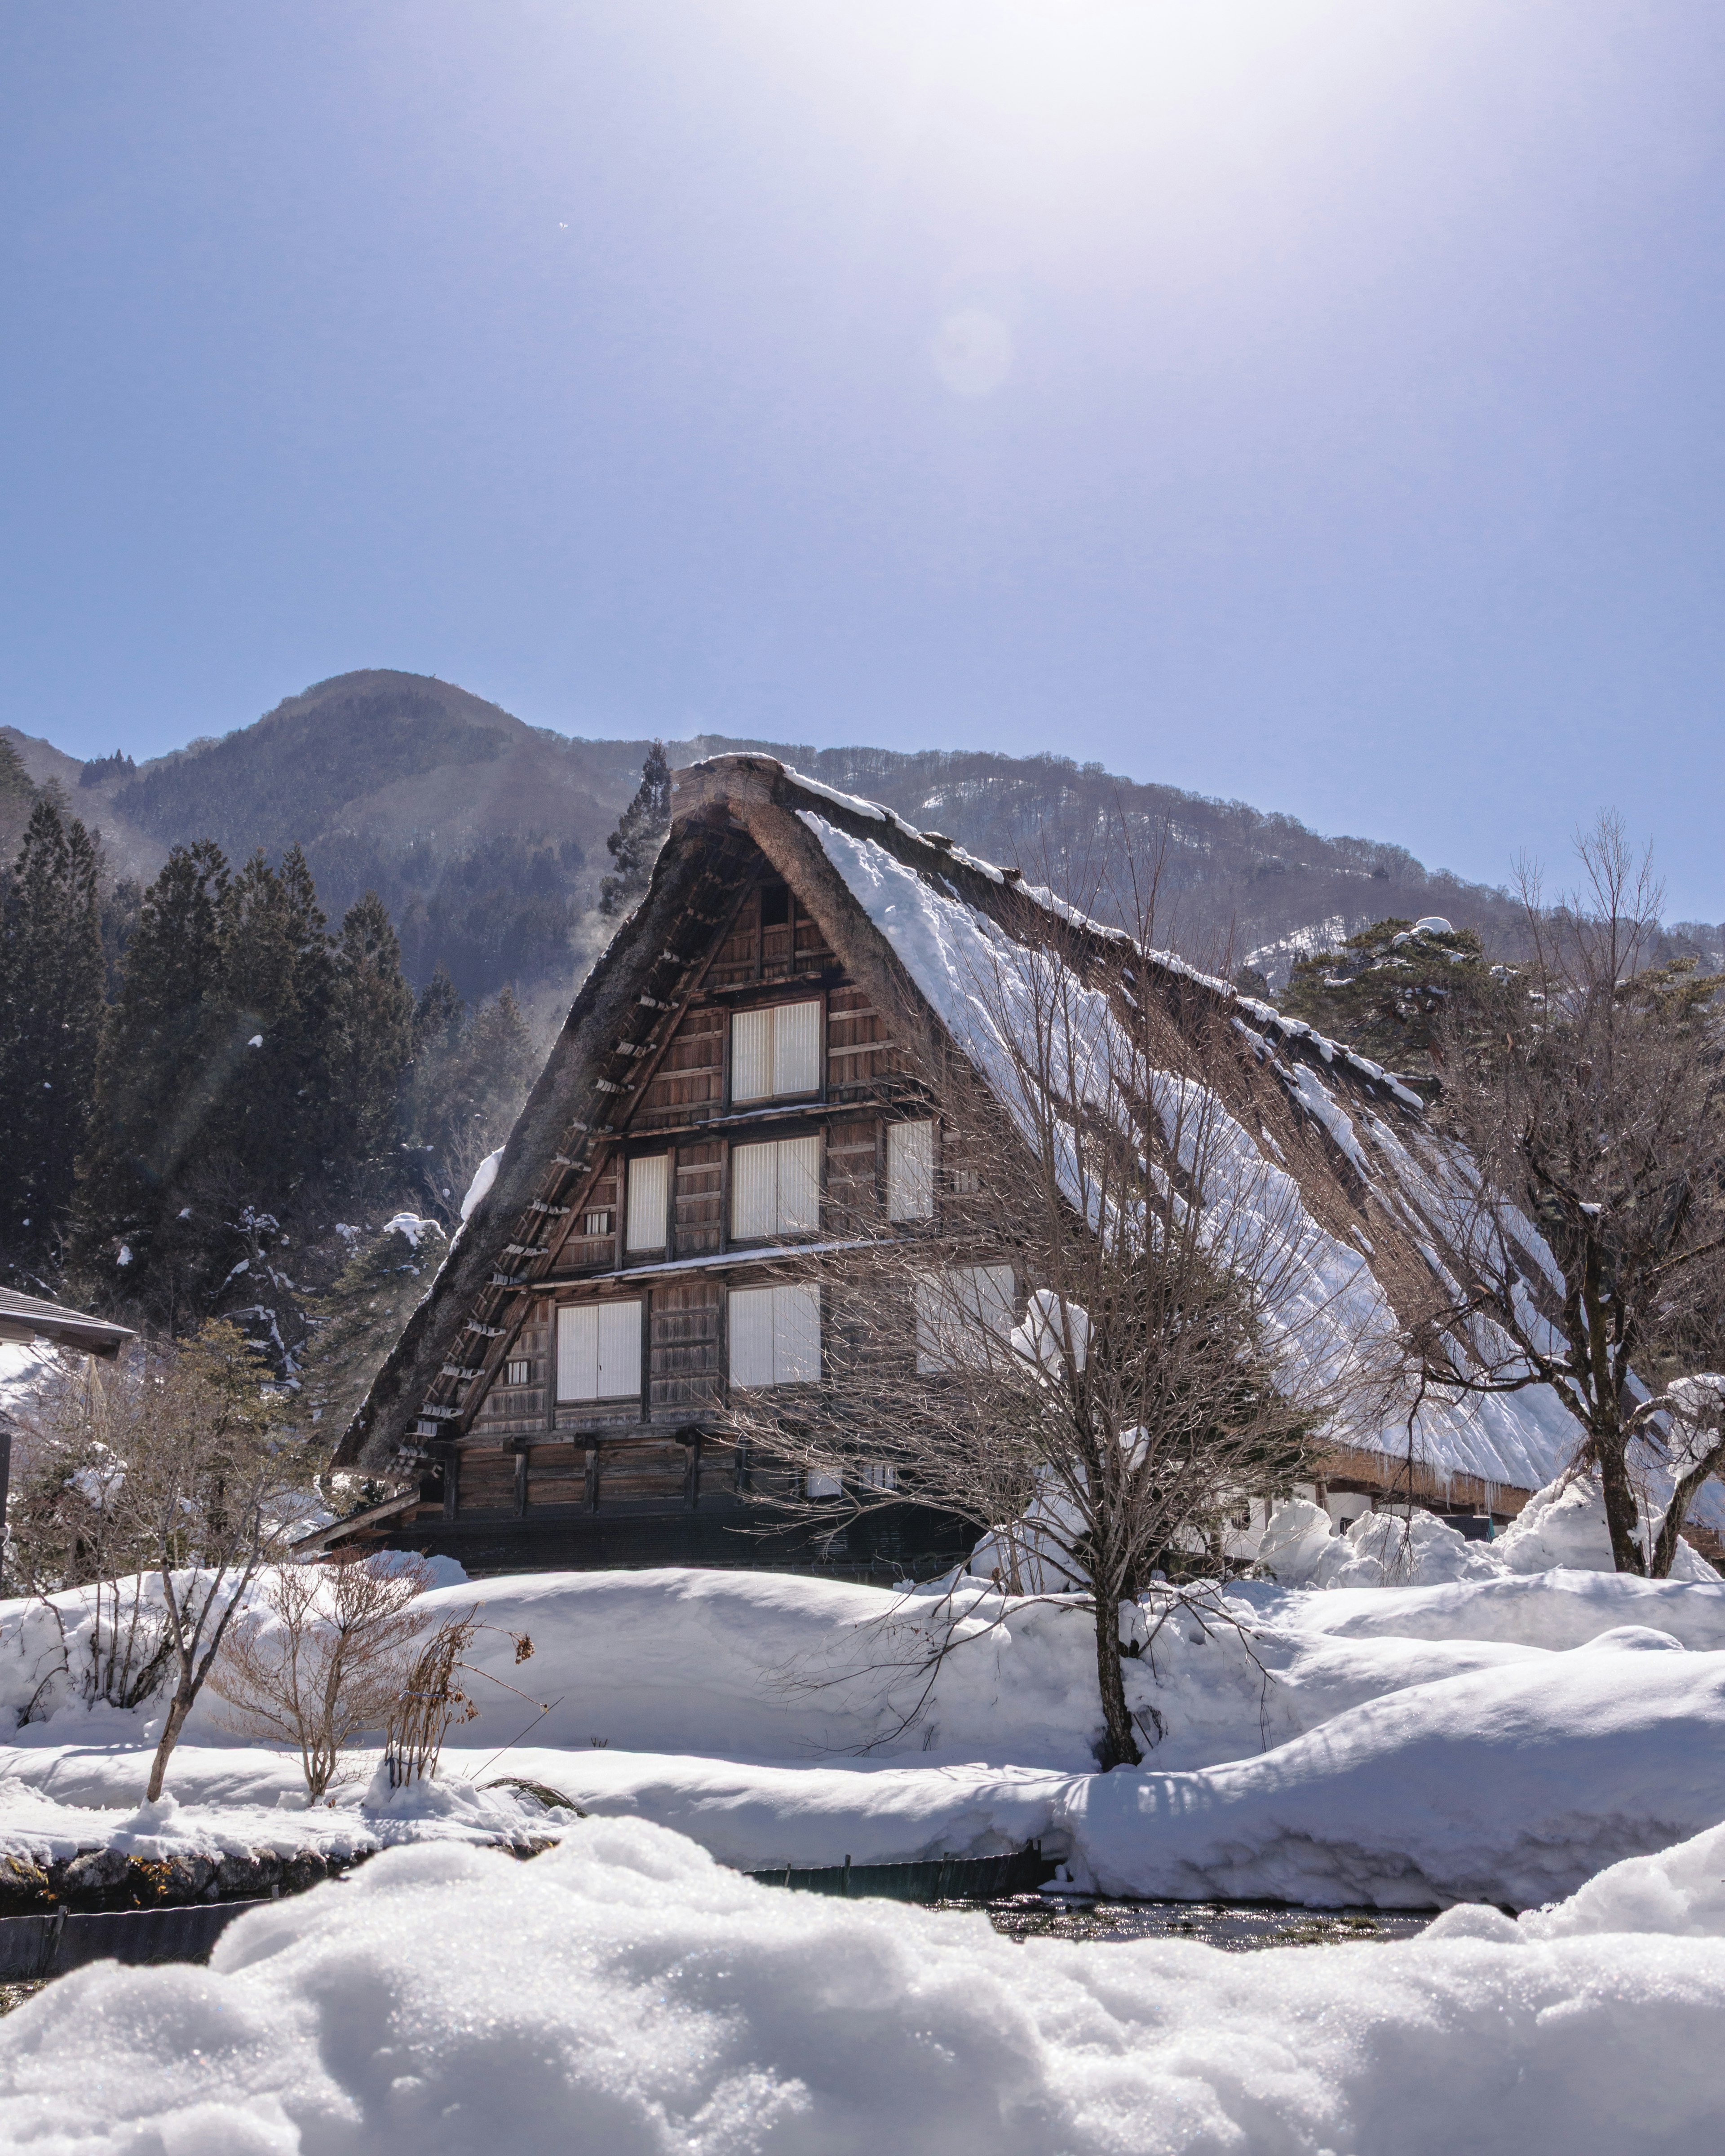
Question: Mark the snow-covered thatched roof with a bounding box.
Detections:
[337,752,1610,1507]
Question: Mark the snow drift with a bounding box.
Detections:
[7,1563,1725,1911]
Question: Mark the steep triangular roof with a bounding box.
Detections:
[336,754,1588,1501]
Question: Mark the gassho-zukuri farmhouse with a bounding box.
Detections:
[307,753,1693,1577]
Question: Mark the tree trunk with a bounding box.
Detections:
[1092,1595,1141,1770]
[1594,1436,1649,1576]
[145,1683,194,1802]
[1649,1440,1725,1579]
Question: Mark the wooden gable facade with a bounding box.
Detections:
[324,763,979,1577]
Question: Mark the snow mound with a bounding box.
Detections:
[4,1817,1725,2156]
[1255,1498,1334,1582]
[1497,1472,1721,1581]
[1311,1509,1508,1590]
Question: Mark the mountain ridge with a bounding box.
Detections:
[3,667,1543,996]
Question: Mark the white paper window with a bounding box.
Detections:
[730,1135,820,1240]
[886,1120,934,1221]
[557,1300,642,1401]
[728,1282,822,1388]
[860,1461,898,1491]
[624,1154,668,1253]
[806,1467,844,1498]
[915,1264,1016,1374]
[731,999,821,1103]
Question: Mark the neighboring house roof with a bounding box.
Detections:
[0,1286,133,1360]
[333,753,1597,1506]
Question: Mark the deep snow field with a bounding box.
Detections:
[3,1498,1725,2151]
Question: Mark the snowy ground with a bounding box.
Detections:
[4,1814,1725,2153]
[4,1537,1725,1912]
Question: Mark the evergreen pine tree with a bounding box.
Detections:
[214,845,336,1193]
[330,890,414,1182]
[296,1213,449,1457]
[598,742,671,915]
[0,733,35,864]
[73,841,231,1295]
[0,799,106,1272]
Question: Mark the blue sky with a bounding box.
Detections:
[3,1,1722,917]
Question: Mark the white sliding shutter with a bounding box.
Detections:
[774,1282,821,1383]
[597,1301,643,1397]
[915,1264,1015,1374]
[732,1000,821,1103]
[728,1282,821,1387]
[730,1135,820,1239]
[776,1135,821,1234]
[731,1009,773,1104]
[728,1286,776,1388]
[773,1000,821,1096]
[886,1120,934,1221]
[558,1301,642,1401]
[731,1142,777,1239]
[557,1306,598,1401]
[624,1154,668,1252]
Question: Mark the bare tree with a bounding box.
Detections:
[210,1555,431,1800]
[122,1321,314,1800]
[7,1346,174,1715]
[1417,814,1725,1574]
[730,910,1370,1767]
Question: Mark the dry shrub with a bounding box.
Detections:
[211,1555,430,1800]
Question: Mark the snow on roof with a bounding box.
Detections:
[798,802,1590,1497]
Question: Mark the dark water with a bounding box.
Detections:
[963,1892,1436,1951]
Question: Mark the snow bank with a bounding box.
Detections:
[8,1565,1725,1911]
[1261,1503,1507,1589]
[5,1816,1725,2156]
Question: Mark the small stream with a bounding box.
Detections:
[962,1892,1436,1951]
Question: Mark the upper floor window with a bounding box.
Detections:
[886,1119,935,1221]
[624,1154,668,1254]
[914,1264,1016,1374]
[505,1358,531,1387]
[732,999,821,1103]
[557,1300,642,1402]
[729,1282,821,1388]
[731,1135,820,1241]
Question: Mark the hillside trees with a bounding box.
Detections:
[0,733,36,862]
[1413,818,1725,1575]
[402,972,539,1215]
[1280,917,1499,1084]
[599,742,671,916]
[72,842,480,1344]
[0,798,106,1277]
